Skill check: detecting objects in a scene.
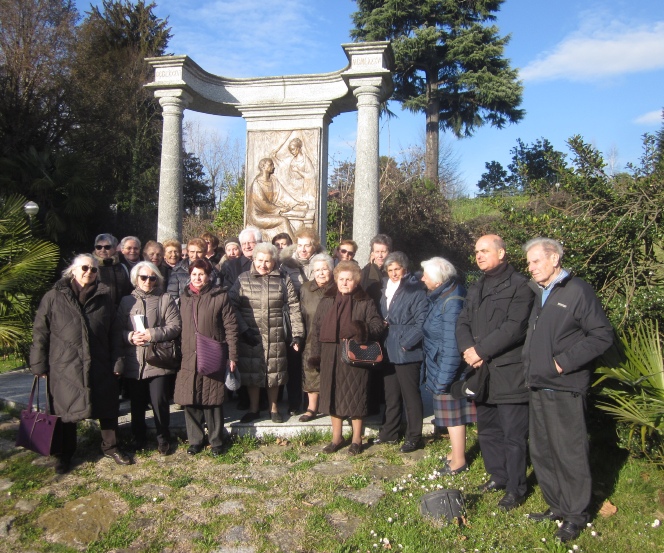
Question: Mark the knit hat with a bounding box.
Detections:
[224,237,240,249]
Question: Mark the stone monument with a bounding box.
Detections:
[146,42,393,265]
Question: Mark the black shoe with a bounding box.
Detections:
[157,441,171,456]
[400,440,423,453]
[438,463,468,476]
[372,437,398,445]
[528,509,560,522]
[240,411,260,423]
[271,411,284,423]
[104,450,133,465]
[187,444,204,455]
[322,441,345,454]
[477,479,506,493]
[54,458,71,474]
[210,445,225,457]
[555,521,582,543]
[347,442,362,456]
[498,492,526,511]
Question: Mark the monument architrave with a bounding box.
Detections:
[146,42,393,265]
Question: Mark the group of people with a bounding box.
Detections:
[29,225,613,544]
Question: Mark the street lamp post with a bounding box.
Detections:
[23,201,39,231]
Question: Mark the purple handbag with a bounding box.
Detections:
[193,300,227,377]
[16,376,62,456]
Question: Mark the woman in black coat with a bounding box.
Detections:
[309,261,384,455]
[30,254,132,474]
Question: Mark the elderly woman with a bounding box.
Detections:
[229,243,304,423]
[420,257,475,475]
[174,259,238,455]
[163,239,182,269]
[143,240,172,283]
[376,252,428,452]
[309,261,384,455]
[31,254,131,474]
[93,233,132,306]
[113,261,181,454]
[298,253,334,422]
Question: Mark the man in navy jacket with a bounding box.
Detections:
[523,237,613,543]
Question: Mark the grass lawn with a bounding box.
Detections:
[0,411,661,552]
[0,354,24,374]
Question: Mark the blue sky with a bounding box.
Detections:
[79,0,664,194]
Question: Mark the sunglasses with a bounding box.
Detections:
[81,265,98,274]
[138,275,158,282]
[339,248,355,257]
[95,244,112,250]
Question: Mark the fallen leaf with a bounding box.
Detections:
[599,499,618,517]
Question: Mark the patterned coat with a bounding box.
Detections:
[174,284,238,406]
[309,285,384,417]
[229,266,303,388]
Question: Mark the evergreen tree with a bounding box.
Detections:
[183,152,213,215]
[351,0,524,183]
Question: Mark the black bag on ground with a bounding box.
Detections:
[420,489,466,524]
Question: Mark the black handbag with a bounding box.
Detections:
[341,338,384,369]
[16,376,62,456]
[144,295,181,370]
[420,489,466,524]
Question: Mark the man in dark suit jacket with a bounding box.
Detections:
[456,234,535,511]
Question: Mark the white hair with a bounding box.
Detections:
[310,253,334,272]
[253,242,277,258]
[130,261,164,287]
[421,257,457,286]
[120,236,141,250]
[523,237,564,260]
[62,254,97,279]
[239,226,263,245]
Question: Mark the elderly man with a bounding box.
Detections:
[456,234,534,511]
[360,233,392,308]
[523,238,613,543]
[222,226,262,289]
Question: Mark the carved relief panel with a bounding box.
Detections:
[246,129,320,242]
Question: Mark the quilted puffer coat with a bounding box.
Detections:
[173,284,238,406]
[30,279,119,423]
[112,288,182,379]
[229,265,304,388]
[309,285,384,418]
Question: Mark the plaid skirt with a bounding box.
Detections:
[433,393,477,427]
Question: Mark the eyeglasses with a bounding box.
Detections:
[339,248,355,257]
[138,275,157,282]
[241,241,256,247]
[81,265,98,274]
[95,244,112,250]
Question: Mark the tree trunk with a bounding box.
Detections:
[425,76,440,184]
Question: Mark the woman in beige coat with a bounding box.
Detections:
[229,243,304,423]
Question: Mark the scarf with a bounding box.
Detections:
[70,279,97,306]
[319,291,353,343]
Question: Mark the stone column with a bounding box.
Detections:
[155,90,192,242]
[352,83,382,266]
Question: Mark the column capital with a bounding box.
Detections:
[155,90,193,113]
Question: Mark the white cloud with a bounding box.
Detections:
[633,109,663,125]
[156,0,328,77]
[521,17,664,82]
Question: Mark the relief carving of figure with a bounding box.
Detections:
[246,158,309,238]
[271,135,316,208]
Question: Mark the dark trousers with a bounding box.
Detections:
[286,346,303,411]
[380,362,423,443]
[127,375,173,445]
[60,418,119,461]
[529,389,591,525]
[477,402,529,496]
[184,405,224,448]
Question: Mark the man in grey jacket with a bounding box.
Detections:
[523,237,613,543]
